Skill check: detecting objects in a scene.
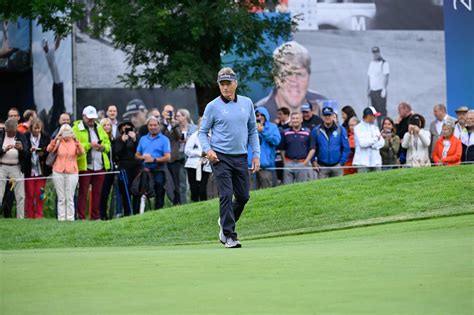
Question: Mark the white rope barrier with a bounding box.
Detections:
[0,170,121,182]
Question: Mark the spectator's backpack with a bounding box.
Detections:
[131,168,155,198]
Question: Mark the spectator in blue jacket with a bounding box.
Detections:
[311,106,350,179]
[248,107,281,189]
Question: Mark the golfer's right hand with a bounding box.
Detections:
[207,150,219,164]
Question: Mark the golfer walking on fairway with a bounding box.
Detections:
[199,67,260,248]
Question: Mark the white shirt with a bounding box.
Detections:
[368,60,389,91]
[30,134,42,176]
[87,127,104,171]
[454,122,465,139]
[461,130,473,147]
[353,121,385,167]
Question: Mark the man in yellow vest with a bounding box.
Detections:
[73,105,111,220]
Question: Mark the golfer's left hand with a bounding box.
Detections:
[251,157,260,173]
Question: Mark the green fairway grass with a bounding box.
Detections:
[1,215,473,314]
[0,165,473,250]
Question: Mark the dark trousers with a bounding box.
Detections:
[1,185,14,218]
[167,160,182,205]
[78,170,106,220]
[152,171,166,210]
[213,153,250,239]
[118,166,140,215]
[369,89,387,126]
[186,168,210,202]
[99,173,123,220]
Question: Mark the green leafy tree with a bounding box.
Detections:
[89,0,293,113]
[0,0,84,37]
[1,0,293,114]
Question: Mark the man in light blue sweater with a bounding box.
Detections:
[199,67,260,248]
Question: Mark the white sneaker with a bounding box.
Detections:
[217,218,226,244]
[224,237,242,249]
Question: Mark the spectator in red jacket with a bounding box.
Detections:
[432,121,462,166]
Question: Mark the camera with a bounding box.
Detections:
[256,119,261,124]
[167,111,173,120]
[123,127,133,135]
[181,132,186,141]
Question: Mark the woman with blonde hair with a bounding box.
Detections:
[47,124,84,221]
[99,117,119,219]
[175,109,197,203]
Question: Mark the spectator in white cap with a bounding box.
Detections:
[72,105,112,220]
[353,106,385,172]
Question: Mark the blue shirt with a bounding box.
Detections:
[137,132,171,169]
[199,95,260,158]
[279,127,313,160]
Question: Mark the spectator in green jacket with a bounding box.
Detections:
[72,105,111,220]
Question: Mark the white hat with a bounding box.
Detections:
[83,105,98,119]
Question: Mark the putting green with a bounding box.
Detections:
[1,215,473,314]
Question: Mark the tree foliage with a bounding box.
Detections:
[1,0,293,113]
[0,0,84,37]
[90,0,293,113]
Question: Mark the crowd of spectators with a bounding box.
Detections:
[0,99,472,220]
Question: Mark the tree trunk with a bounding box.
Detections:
[195,83,220,116]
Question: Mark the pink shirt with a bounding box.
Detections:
[47,139,85,174]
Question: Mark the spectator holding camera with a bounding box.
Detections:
[24,118,51,218]
[379,117,400,169]
[401,114,431,167]
[51,112,71,139]
[115,121,140,215]
[0,118,28,218]
[161,104,182,205]
[248,107,281,189]
[432,121,462,166]
[73,105,111,220]
[122,99,148,138]
[47,124,84,221]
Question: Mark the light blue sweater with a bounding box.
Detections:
[199,95,260,158]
